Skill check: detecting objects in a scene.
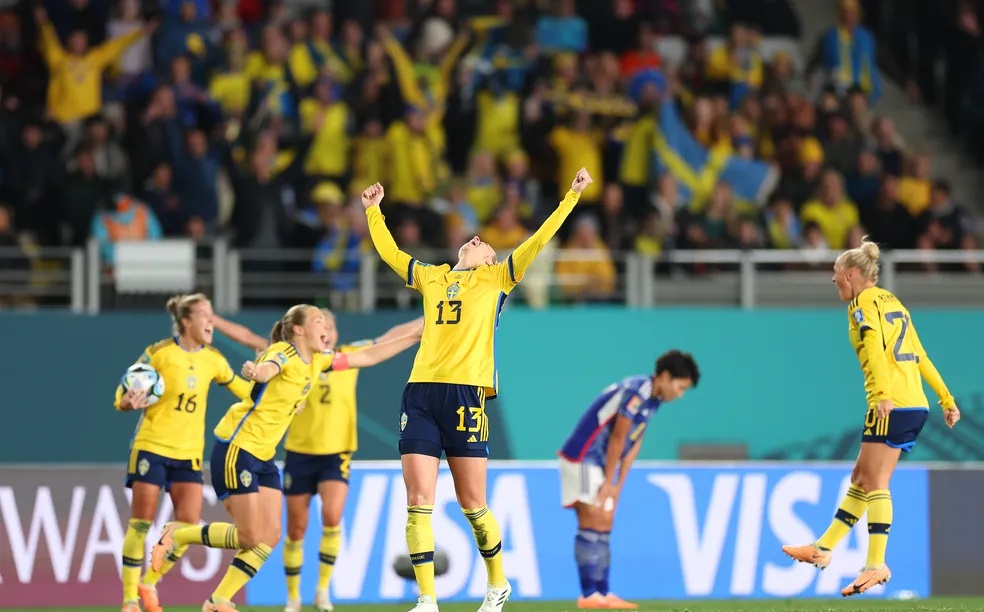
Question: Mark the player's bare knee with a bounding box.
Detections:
[322,509,343,528]
[405,490,435,506]
[237,525,263,550]
[286,519,307,542]
[264,524,282,548]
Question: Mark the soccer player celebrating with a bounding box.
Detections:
[116,294,252,612]
[782,237,961,597]
[213,311,423,612]
[360,168,593,612]
[150,305,420,612]
[558,351,700,610]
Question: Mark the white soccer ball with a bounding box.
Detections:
[121,363,165,407]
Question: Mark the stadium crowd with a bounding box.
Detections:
[0,0,980,306]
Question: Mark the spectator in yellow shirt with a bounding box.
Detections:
[897,153,933,216]
[555,216,617,303]
[35,5,153,127]
[480,196,529,254]
[799,169,860,249]
[549,110,604,202]
[300,77,352,183]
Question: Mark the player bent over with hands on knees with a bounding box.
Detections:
[361,168,594,612]
[150,305,420,612]
[558,351,700,610]
[782,237,960,597]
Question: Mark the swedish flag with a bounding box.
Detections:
[653,100,777,210]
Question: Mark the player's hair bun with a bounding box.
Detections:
[165,295,182,319]
[860,237,881,263]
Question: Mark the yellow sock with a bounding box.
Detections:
[406,505,436,599]
[174,522,240,549]
[866,489,893,567]
[462,507,507,587]
[317,525,341,592]
[816,485,868,550]
[212,543,272,602]
[143,522,192,586]
[283,539,303,600]
[122,519,151,603]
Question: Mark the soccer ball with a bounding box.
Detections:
[121,363,165,406]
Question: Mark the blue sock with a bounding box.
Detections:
[596,531,611,595]
[575,528,602,597]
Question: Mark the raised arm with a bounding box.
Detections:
[344,325,422,369]
[214,314,269,352]
[508,168,592,282]
[361,182,415,284]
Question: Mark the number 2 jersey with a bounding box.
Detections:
[214,341,338,461]
[115,338,250,462]
[559,375,662,466]
[848,286,955,411]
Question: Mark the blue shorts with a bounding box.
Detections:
[399,382,490,459]
[283,451,352,495]
[210,441,281,500]
[126,448,203,491]
[861,407,929,452]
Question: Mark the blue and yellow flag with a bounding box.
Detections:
[653,100,777,211]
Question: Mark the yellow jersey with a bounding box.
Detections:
[848,287,955,410]
[367,189,582,397]
[285,341,370,455]
[214,342,336,461]
[116,338,247,461]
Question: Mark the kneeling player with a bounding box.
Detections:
[558,350,700,610]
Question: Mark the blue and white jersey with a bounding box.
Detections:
[558,375,662,466]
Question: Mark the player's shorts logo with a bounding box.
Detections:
[400,412,408,432]
[284,473,292,490]
[239,469,253,488]
[446,282,460,300]
[137,458,150,476]
[187,374,197,390]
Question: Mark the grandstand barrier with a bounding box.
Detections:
[0,461,957,607]
[29,241,984,313]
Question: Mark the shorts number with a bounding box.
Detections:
[885,311,917,362]
[175,393,198,413]
[319,385,331,405]
[436,300,462,325]
[456,406,487,441]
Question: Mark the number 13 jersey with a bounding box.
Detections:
[405,260,519,398]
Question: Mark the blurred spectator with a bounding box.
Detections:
[536,0,588,55]
[861,174,914,250]
[555,216,616,302]
[481,196,528,254]
[90,193,163,266]
[764,195,800,249]
[810,0,882,103]
[845,148,881,211]
[799,169,860,249]
[311,184,367,309]
[0,206,29,286]
[896,153,932,217]
[915,180,980,272]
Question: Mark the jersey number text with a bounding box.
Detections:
[175,393,198,413]
[435,300,462,325]
[455,406,488,442]
[319,385,331,405]
[885,311,918,363]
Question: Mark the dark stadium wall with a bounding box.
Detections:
[2,307,983,463]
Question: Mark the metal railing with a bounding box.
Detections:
[0,245,84,311]
[4,242,984,313]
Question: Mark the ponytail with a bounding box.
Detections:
[270,321,285,343]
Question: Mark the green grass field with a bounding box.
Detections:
[7,601,984,612]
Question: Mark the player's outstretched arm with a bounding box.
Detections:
[242,359,279,384]
[508,168,591,283]
[361,182,417,285]
[214,314,269,352]
[375,316,426,344]
[343,321,423,370]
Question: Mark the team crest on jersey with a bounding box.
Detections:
[446,282,461,300]
[239,469,253,488]
[302,382,312,395]
[137,458,150,476]
[276,352,289,366]
[400,412,408,431]
[187,374,197,390]
[853,309,864,324]
[284,473,292,491]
